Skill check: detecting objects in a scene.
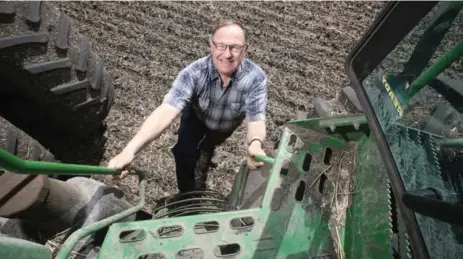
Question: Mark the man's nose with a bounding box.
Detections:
[224,47,233,57]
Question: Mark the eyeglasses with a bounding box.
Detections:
[212,40,247,54]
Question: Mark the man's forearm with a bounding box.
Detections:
[247,120,266,145]
[123,103,180,155]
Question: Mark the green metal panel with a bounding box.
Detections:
[0,114,398,258]
[0,235,52,259]
[343,135,393,259]
[288,114,368,145]
[90,115,394,259]
[0,148,119,176]
[0,115,402,259]
[407,40,463,98]
[0,116,400,259]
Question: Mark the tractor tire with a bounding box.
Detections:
[0,116,56,164]
[0,1,114,150]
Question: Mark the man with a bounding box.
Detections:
[107,19,268,193]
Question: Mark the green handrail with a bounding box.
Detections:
[0,148,274,258]
[407,40,463,98]
[0,148,118,175]
[439,138,463,148]
[253,154,275,165]
[0,148,147,259]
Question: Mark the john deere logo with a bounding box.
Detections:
[381,75,404,117]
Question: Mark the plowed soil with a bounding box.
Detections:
[56,1,386,211]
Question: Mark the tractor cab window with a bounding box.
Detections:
[347,2,463,259]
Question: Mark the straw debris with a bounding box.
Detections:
[318,144,358,259]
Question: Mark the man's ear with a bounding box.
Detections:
[242,44,249,56]
[208,36,214,47]
[209,40,214,53]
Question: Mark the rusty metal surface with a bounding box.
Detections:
[0,172,49,217]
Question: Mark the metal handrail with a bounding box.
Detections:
[0,148,146,259]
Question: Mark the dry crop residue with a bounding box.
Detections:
[56,1,386,211]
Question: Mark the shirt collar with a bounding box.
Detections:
[208,54,249,82]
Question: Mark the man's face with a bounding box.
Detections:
[210,25,247,77]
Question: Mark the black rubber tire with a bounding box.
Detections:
[0,1,114,146]
[0,116,56,163]
[0,115,77,181]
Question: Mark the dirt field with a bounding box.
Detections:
[55,1,386,211]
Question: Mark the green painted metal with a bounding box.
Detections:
[0,116,384,258]
[289,114,368,145]
[438,138,463,148]
[324,137,346,149]
[309,142,324,154]
[0,148,119,175]
[0,117,403,259]
[0,148,145,259]
[406,40,463,98]
[85,114,394,259]
[0,102,402,259]
[343,135,393,259]
[400,1,463,80]
[95,128,299,258]
[253,154,275,165]
[318,115,367,129]
[228,162,248,210]
[0,235,52,259]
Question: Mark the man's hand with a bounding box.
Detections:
[247,140,266,169]
[107,150,135,180]
[105,103,181,181]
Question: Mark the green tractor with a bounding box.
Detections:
[1,1,462,258]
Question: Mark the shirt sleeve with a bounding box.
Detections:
[245,76,268,122]
[162,67,196,111]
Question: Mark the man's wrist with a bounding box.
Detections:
[122,145,137,156]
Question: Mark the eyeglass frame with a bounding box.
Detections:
[211,40,248,54]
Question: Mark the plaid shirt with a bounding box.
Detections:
[163,54,268,132]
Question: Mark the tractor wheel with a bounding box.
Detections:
[0,116,73,180]
[0,1,114,150]
[0,116,57,164]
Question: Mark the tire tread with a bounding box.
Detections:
[51,79,89,95]
[76,36,90,72]
[0,2,15,15]
[0,33,48,49]
[27,1,41,24]
[56,13,70,50]
[0,1,114,147]
[24,58,72,74]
